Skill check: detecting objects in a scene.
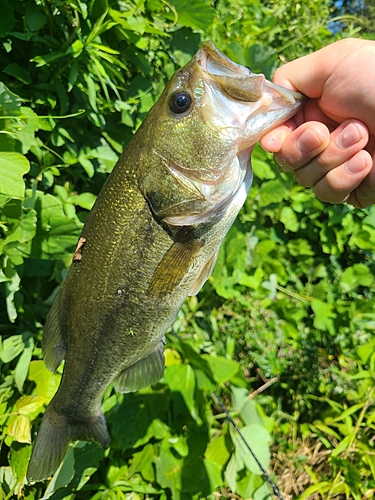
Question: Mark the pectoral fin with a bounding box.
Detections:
[42,289,67,372]
[148,238,203,297]
[189,251,219,296]
[112,340,165,392]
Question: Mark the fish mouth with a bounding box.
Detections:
[194,42,306,140]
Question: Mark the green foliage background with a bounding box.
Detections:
[0,1,374,499]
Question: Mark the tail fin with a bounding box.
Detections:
[27,404,110,482]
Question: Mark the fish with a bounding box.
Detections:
[26,41,305,482]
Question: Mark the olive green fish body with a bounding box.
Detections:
[27,42,306,482]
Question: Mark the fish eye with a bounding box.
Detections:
[169,92,192,114]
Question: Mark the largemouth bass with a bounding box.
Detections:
[27,42,305,482]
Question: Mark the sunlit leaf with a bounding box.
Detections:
[8,414,31,443]
[0,152,29,199]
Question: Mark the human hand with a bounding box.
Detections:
[260,38,375,208]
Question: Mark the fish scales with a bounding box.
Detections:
[27,42,306,482]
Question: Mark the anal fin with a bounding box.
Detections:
[112,340,165,393]
[42,288,67,372]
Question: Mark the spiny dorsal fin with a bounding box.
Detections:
[112,339,165,392]
[42,288,67,373]
[148,238,203,297]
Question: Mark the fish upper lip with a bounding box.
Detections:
[196,41,251,78]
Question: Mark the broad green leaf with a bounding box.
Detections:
[15,337,34,393]
[0,334,25,363]
[3,207,37,249]
[155,439,183,499]
[109,392,169,450]
[0,0,15,37]
[164,363,196,415]
[9,442,32,482]
[129,443,155,482]
[311,299,336,334]
[33,192,82,258]
[233,424,271,474]
[280,206,299,232]
[16,395,45,415]
[205,434,230,467]
[224,454,237,494]
[25,8,47,31]
[74,192,97,210]
[254,481,272,500]
[0,152,30,199]
[258,179,285,207]
[8,414,31,443]
[0,467,18,495]
[202,355,239,384]
[203,459,223,492]
[340,264,373,293]
[169,0,215,31]
[3,63,32,85]
[28,360,61,403]
[252,158,276,180]
[231,387,263,427]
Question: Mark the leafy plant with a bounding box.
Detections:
[1,0,374,499]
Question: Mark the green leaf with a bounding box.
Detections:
[343,460,361,494]
[9,442,32,482]
[280,206,299,232]
[28,360,61,403]
[74,192,97,210]
[257,179,285,207]
[202,355,239,384]
[3,63,32,85]
[203,459,223,492]
[33,192,82,259]
[8,414,31,443]
[205,434,230,467]
[14,337,34,393]
[0,153,30,199]
[224,454,237,493]
[233,424,271,474]
[340,264,373,293]
[169,0,215,31]
[252,158,276,180]
[16,395,45,415]
[25,8,47,31]
[231,387,263,427]
[155,438,183,499]
[0,334,25,363]
[3,258,21,322]
[311,299,336,334]
[129,443,155,482]
[0,0,15,37]
[164,364,196,415]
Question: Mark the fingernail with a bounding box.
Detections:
[337,123,361,149]
[344,152,367,175]
[297,128,322,153]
